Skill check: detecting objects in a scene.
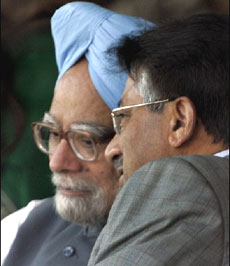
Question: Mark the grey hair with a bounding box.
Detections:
[135,68,166,112]
[52,173,119,227]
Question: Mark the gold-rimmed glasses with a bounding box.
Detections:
[111,99,170,134]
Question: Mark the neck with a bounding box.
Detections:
[187,141,227,155]
[177,124,228,156]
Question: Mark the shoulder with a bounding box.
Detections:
[127,155,229,194]
[1,198,46,228]
[1,198,48,265]
[116,155,229,217]
[132,154,229,179]
[106,155,228,242]
[91,156,228,265]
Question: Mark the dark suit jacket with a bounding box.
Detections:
[88,155,229,266]
[3,198,102,266]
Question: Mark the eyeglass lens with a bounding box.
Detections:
[68,131,96,159]
[34,124,97,161]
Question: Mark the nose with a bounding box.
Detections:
[105,134,122,164]
[49,139,82,173]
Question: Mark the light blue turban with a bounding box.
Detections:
[51,2,154,109]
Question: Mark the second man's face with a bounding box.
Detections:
[47,59,120,226]
[105,77,172,186]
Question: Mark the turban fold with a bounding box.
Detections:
[51,2,154,109]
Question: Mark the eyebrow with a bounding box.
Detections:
[71,123,115,139]
[43,113,60,125]
[43,112,114,139]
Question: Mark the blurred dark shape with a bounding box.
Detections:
[1,48,25,217]
[2,0,115,50]
[109,0,229,22]
[1,48,26,157]
[1,190,17,219]
[206,0,229,13]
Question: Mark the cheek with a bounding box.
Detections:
[99,170,105,175]
[93,164,119,204]
[120,134,141,176]
[121,119,161,175]
[88,159,118,184]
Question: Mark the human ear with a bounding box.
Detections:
[168,97,197,148]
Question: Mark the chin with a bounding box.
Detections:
[54,190,108,226]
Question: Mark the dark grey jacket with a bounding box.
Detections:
[88,155,229,266]
[4,198,102,266]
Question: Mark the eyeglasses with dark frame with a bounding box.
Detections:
[31,121,114,162]
[111,99,170,135]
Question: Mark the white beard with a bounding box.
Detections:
[52,173,111,226]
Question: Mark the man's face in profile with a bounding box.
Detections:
[47,59,120,226]
[105,77,172,186]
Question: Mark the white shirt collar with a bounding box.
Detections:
[214,149,229,158]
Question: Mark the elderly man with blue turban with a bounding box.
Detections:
[1,2,153,266]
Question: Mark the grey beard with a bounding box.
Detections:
[52,173,109,227]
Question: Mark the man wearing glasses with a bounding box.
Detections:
[1,2,153,266]
[88,14,229,266]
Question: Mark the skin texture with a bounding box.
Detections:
[48,58,119,225]
[105,77,227,186]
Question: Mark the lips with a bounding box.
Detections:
[58,185,86,192]
[57,185,91,196]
